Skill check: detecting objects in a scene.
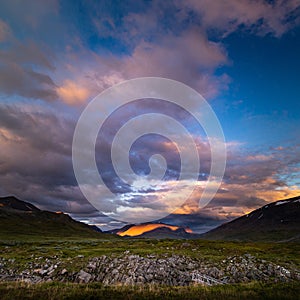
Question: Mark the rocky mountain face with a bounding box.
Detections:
[201,196,300,241]
[0,252,299,286]
[0,196,103,238]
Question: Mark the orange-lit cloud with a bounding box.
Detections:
[254,188,300,203]
[56,80,90,105]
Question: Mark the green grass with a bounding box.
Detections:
[1,238,299,269]
[0,281,299,300]
[0,237,299,299]
[0,238,299,284]
[0,210,117,240]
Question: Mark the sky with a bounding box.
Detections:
[0,0,299,233]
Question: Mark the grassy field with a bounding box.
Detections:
[0,281,299,300]
[1,237,299,269]
[0,236,299,299]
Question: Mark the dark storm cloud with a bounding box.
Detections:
[0,20,58,101]
[129,134,181,179]
[0,59,57,101]
[207,196,268,210]
[0,104,72,156]
[224,147,300,187]
[0,103,81,210]
[0,100,299,230]
[95,98,211,194]
[161,212,227,234]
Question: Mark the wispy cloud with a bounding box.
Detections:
[178,0,300,37]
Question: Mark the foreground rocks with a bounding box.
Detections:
[0,252,299,286]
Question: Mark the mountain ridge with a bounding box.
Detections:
[136,226,200,239]
[0,196,108,239]
[1,195,299,241]
[107,222,198,239]
[201,196,300,241]
[0,196,40,212]
[108,196,300,241]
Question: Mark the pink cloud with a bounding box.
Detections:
[56,79,91,105]
[55,29,230,102]
[0,19,11,42]
[179,0,300,37]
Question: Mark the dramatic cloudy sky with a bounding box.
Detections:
[0,0,299,232]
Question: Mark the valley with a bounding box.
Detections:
[0,196,299,299]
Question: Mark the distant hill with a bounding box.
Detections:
[0,196,110,239]
[0,196,40,212]
[201,196,300,242]
[109,222,199,239]
[137,226,200,239]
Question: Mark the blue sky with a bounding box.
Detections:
[218,27,300,145]
[0,0,299,232]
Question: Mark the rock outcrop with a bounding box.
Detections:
[0,252,299,286]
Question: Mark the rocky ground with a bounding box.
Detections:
[0,251,299,286]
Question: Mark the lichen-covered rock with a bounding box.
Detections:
[0,253,299,286]
[77,270,92,283]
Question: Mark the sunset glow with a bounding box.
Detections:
[117,223,192,237]
[0,0,299,233]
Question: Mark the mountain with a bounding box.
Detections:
[0,196,109,239]
[136,226,200,239]
[108,224,134,235]
[0,196,40,212]
[201,196,300,242]
[109,222,199,239]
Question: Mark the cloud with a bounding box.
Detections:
[0,101,299,230]
[2,0,297,107]
[56,29,229,103]
[1,0,299,105]
[0,103,78,205]
[56,80,91,105]
[179,0,300,37]
[167,141,300,227]
[0,19,11,41]
[0,1,299,231]
[0,20,57,100]
[120,30,229,96]
[0,0,59,32]
[0,104,72,156]
[0,63,57,100]
[161,212,228,234]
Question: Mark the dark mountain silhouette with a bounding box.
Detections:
[2,195,299,241]
[0,196,40,212]
[108,224,134,235]
[201,196,300,242]
[0,196,108,239]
